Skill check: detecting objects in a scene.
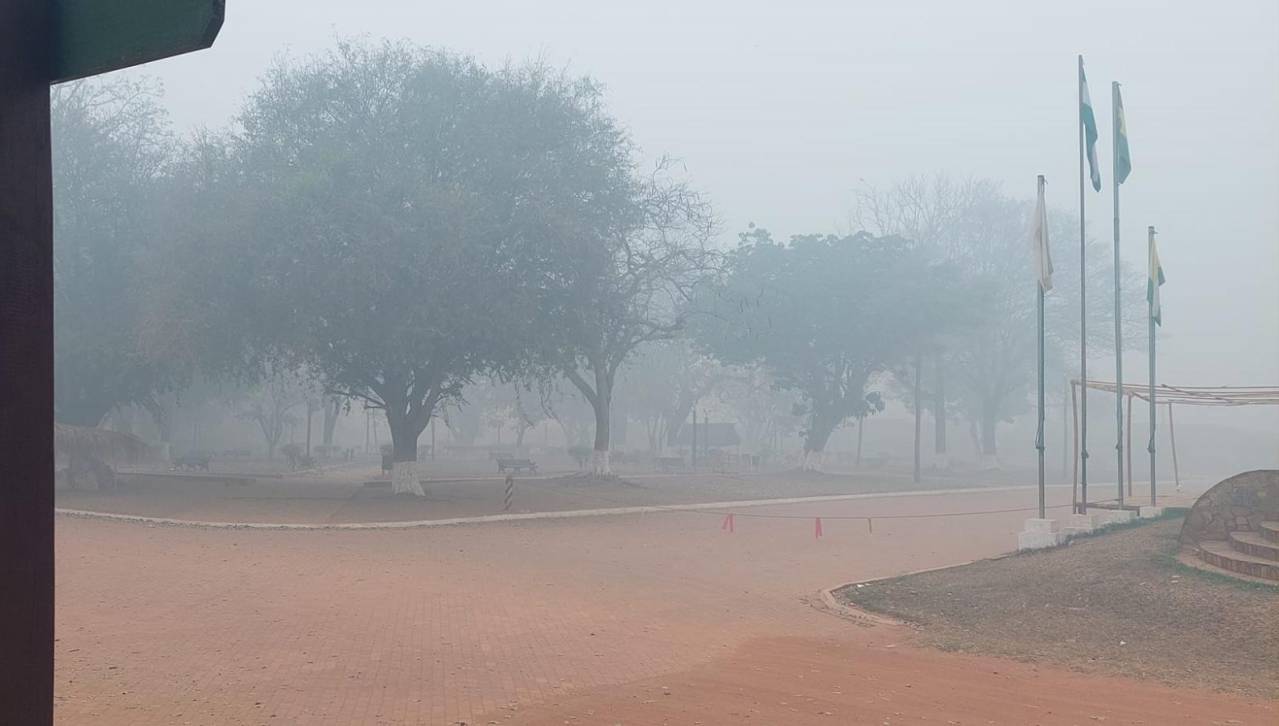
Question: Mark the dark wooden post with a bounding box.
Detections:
[1,4,223,722]
[0,1,55,722]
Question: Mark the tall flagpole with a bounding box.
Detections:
[1036,175,1048,519]
[1111,81,1124,508]
[1147,225,1157,507]
[1077,54,1089,514]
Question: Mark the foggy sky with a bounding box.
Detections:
[112,0,1278,432]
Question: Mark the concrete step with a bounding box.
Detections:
[1198,540,1279,582]
[1259,521,1279,544]
[1229,530,1279,561]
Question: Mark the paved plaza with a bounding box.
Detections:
[55,484,1272,725]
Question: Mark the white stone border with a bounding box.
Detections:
[56,483,1074,531]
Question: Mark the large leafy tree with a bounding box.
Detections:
[216,42,635,494]
[694,227,964,469]
[52,79,185,426]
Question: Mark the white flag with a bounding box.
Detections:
[1031,177,1053,291]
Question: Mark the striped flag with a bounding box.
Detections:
[1031,176,1053,291]
[1148,235,1166,325]
[1115,84,1132,184]
[1080,61,1102,191]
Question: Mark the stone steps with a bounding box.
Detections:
[1229,530,1279,560]
[1197,540,1279,582]
[1258,521,1279,544]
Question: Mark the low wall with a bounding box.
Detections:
[1178,469,1279,545]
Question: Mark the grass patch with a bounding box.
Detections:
[837,516,1278,698]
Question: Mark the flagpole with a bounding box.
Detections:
[1111,81,1124,508]
[1077,54,1089,514]
[1147,225,1157,507]
[1036,174,1048,520]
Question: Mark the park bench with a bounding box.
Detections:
[171,452,211,471]
[656,456,685,472]
[496,457,537,474]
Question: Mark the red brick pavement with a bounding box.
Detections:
[53,488,1266,725]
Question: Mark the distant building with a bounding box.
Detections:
[673,422,741,449]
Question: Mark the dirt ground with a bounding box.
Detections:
[490,633,1270,725]
[55,485,1272,725]
[839,515,1279,699]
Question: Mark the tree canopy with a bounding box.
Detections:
[693,226,966,466]
[198,41,643,493]
[52,78,186,426]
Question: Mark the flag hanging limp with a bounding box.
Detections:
[1115,84,1132,184]
[1080,61,1102,191]
[1032,178,1053,291]
[1148,236,1166,325]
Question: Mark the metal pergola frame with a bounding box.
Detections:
[1069,381,1279,511]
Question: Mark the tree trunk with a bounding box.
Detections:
[933,352,948,469]
[387,409,425,497]
[565,361,615,478]
[591,393,611,477]
[664,395,698,449]
[913,352,922,483]
[644,417,660,455]
[855,416,865,468]
[802,408,839,471]
[305,400,315,457]
[322,396,341,447]
[979,402,999,470]
[144,397,174,462]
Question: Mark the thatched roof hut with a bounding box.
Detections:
[54,423,150,466]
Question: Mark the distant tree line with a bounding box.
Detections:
[52,39,1141,490]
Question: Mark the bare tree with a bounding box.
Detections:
[857,176,1141,466]
[620,338,725,455]
[547,160,716,476]
[237,365,315,460]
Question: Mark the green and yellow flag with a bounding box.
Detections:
[1116,84,1132,184]
[1148,234,1165,325]
[1080,60,1102,191]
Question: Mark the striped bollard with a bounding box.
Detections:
[504,474,514,512]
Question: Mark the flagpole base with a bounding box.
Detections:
[1018,518,1063,551]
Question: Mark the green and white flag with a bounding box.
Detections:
[1148,235,1166,325]
[1080,61,1102,191]
[1032,177,1053,291]
[1115,84,1132,184]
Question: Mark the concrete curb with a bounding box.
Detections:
[55,483,1072,532]
[814,555,1010,627]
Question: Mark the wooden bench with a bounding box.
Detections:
[656,456,685,472]
[496,457,537,474]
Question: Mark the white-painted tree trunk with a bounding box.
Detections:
[591,449,612,478]
[391,460,425,496]
[800,449,825,472]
